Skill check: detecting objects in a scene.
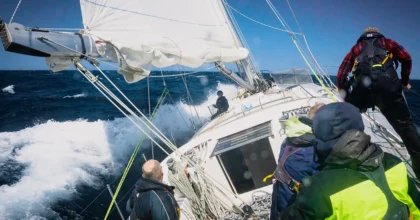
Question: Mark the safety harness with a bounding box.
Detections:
[274,145,302,193]
[351,32,397,79]
[347,32,400,111]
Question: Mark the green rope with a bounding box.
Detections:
[104,88,168,220]
[291,37,337,102]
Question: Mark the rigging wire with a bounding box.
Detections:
[283,0,336,87]
[86,62,251,213]
[224,4,302,36]
[160,69,192,129]
[179,66,203,128]
[403,91,420,121]
[92,64,183,154]
[9,0,22,24]
[222,0,271,89]
[263,0,337,102]
[221,0,259,72]
[147,77,154,159]
[227,2,335,89]
[78,172,126,216]
[148,66,216,78]
[182,77,197,130]
[226,3,333,88]
[285,0,303,34]
[37,25,258,220]
[35,28,83,31]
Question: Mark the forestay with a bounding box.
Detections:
[80,0,249,83]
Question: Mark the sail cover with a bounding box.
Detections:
[80,0,249,83]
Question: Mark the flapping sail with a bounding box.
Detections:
[80,0,249,83]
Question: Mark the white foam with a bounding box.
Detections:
[63,93,87,99]
[0,82,238,219]
[2,85,15,94]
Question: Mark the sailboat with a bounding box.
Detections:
[0,0,414,219]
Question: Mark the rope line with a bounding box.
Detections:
[9,0,22,24]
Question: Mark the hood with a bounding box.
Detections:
[312,102,365,162]
[323,130,383,171]
[135,178,175,193]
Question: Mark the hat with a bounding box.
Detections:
[362,26,380,35]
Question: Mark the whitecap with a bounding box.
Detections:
[2,85,15,94]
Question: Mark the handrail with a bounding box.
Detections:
[195,96,298,137]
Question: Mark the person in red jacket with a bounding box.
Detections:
[336,26,420,179]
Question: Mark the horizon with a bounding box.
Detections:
[0,0,419,80]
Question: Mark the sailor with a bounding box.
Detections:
[126,160,180,220]
[211,90,229,120]
[280,102,420,220]
[269,103,324,219]
[336,26,420,179]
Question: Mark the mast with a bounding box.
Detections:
[216,0,268,93]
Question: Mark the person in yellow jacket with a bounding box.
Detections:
[280,102,420,220]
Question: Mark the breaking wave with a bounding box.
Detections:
[63,93,88,99]
[2,85,15,94]
[0,83,238,219]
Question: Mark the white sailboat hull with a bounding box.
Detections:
[160,82,413,219]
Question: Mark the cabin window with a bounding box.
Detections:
[212,121,276,194]
[217,137,276,194]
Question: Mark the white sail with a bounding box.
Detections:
[80,0,249,83]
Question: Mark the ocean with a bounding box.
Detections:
[1,70,419,220]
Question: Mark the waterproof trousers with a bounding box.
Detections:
[348,82,420,179]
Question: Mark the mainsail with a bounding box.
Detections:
[80,0,249,83]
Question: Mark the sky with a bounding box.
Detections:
[0,0,419,79]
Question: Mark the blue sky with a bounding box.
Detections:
[0,0,419,79]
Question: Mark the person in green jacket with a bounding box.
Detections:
[280,102,420,220]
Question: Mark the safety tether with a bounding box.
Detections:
[104,88,168,220]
